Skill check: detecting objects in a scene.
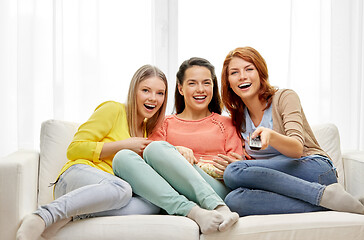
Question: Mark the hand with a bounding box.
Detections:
[175,146,197,165]
[213,152,243,176]
[121,137,153,156]
[242,140,253,160]
[251,127,273,150]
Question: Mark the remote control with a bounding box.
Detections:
[249,133,262,150]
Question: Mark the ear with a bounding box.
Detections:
[178,83,184,96]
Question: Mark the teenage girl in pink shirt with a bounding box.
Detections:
[112,57,241,234]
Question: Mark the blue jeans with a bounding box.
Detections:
[224,155,338,216]
[35,164,159,227]
[113,141,227,216]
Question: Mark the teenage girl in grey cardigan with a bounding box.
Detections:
[214,46,364,216]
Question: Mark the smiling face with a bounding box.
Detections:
[178,66,213,115]
[227,57,261,101]
[136,76,166,122]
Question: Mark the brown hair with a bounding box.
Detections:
[221,47,277,134]
[126,65,168,137]
[175,57,222,114]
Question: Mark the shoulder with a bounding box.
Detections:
[273,89,301,106]
[274,89,300,100]
[161,114,175,123]
[211,113,235,128]
[93,101,125,120]
[95,101,124,112]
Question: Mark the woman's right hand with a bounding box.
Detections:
[175,146,197,165]
[101,137,152,159]
[121,137,153,156]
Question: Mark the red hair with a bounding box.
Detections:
[221,47,277,134]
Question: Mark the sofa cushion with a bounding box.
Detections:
[39,119,79,206]
[202,211,364,240]
[49,215,199,240]
[311,123,344,186]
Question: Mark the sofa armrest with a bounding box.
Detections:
[0,150,39,240]
[342,150,364,198]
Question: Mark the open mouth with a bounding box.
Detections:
[193,96,207,100]
[238,83,252,89]
[144,104,156,110]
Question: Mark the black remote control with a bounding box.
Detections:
[249,133,262,150]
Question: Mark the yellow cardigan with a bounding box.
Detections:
[59,101,133,176]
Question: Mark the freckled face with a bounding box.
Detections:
[136,76,166,120]
[228,57,261,101]
[178,66,213,113]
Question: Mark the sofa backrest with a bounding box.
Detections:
[311,123,344,186]
[39,119,79,206]
[38,120,345,206]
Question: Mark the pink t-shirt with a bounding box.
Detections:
[149,113,243,179]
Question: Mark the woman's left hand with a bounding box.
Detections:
[213,152,243,176]
[175,146,197,165]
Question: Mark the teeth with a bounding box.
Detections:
[144,104,156,109]
[238,83,252,89]
[193,96,206,100]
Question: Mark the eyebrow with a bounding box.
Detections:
[229,64,253,71]
[186,78,212,82]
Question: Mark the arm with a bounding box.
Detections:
[212,117,245,175]
[67,101,151,161]
[100,138,152,158]
[252,127,303,158]
[254,90,304,158]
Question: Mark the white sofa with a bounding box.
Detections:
[1,120,364,240]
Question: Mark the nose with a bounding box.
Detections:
[196,82,204,92]
[240,71,247,80]
[149,92,157,101]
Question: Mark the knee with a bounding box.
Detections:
[143,141,172,156]
[113,149,140,176]
[143,141,174,164]
[102,180,133,208]
[223,161,249,189]
[224,188,248,217]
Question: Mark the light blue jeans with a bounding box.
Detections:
[35,164,159,227]
[224,155,338,216]
[113,141,228,216]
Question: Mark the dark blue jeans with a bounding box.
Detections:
[224,155,338,216]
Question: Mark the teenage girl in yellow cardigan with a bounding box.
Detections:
[17,65,167,240]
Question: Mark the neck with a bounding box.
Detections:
[244,96,266,126]
[177,108,212,120]
[136,116,145,137]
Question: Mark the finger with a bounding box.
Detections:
[212,161,225,171]
[217,154,236,164]
[214,168,224,176]
[244,152,253,160]
[144,139,153,144]
[229,152,243,160]
[213,158,229,167]
[252,127,263,139]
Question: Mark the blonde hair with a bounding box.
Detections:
[126,65,168,137]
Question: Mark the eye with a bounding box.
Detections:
[188,82,196,86]
[142,88,149,93]
[246,68,254,71]
[157,91,165,96]
[230,71,238,75]
[204,81,212,85]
